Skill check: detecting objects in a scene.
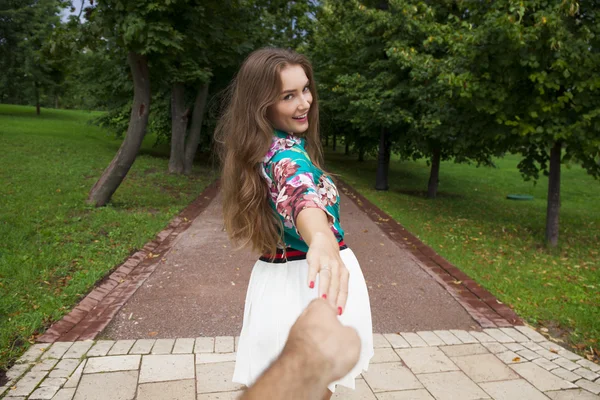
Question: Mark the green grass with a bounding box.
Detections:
[326,149,599,356]
[0,104,216,372]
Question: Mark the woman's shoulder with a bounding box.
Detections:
[263,130,308,165]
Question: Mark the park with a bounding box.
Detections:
[1,0,599,399]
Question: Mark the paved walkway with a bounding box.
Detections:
[101,188,477,339]
[3,180,599,399]
[2,327,600,399]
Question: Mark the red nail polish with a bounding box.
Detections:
[322,294,327,299]
[338,307,342,315]
[309,281,314,289]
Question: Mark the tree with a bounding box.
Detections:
[0,0,67,112]
[309,0,410,190]
[162,1,257,175]
[451,0,600,246]
[86,0,186,206]
[382,1,505,198]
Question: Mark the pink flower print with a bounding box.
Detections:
[273,158,300,187]
[317,175,338,207]
[276,183,311,226]
[287,172,314,188]
[263,137,297,162]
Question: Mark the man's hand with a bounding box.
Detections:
[282,298,361,384]
[240,298,361,400]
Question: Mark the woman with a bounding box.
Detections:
[215,47,373,398]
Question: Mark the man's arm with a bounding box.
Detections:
[239,299,360,400]
[239,338,330,400]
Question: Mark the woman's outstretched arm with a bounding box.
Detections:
[297,208,349,315]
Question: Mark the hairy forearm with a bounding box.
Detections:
[239,344,329,400]
[296,208,338,247]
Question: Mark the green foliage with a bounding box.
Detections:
[85,0,307,147]
[309,0,405,156]
[446,0,600,181]
[309,0,501,167]
[311,0,600,183]
[0,0,69,107]
[256,0,319,49]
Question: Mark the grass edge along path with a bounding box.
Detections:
[0,105,217,374]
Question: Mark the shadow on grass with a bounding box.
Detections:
[393,188,465,200]
[0,106,100,122]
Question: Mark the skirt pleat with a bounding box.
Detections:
[232,248,374,393]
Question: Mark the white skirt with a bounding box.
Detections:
[232,248,374,393]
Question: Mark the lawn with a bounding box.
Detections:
[0,105,216,372]
[326,148,599,358]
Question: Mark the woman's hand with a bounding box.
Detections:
[296,208,349,315]
[306,232,349,315]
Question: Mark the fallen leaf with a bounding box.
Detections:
[512,357,521,362]
[550,348,559,354]
[148,331,158,337]
[452,280,462,285]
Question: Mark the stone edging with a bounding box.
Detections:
[337,179,523,329]
[36,179,221,343]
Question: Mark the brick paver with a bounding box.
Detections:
[7,331,599,399]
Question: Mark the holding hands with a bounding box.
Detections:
[296,208,350,316]
[306,232,349,315]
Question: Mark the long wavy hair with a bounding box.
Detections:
[215,48,325,254]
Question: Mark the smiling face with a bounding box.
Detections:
[267,64,313,134]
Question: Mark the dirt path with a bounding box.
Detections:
[101,189,478,339]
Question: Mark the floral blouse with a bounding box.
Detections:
[260,130,344,252]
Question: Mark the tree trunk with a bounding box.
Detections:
[345,139,349,156]
[87,52,151,207]
[35,83,40,115]
[375,127,391,190]
[332,132,337,151]
[358,146,365,162]
[428,146,441,199]
[54,94,59,109]
[169,82,187,174]
[183,83,210,175]
[546,141,562,247]
[325,135,329,147]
